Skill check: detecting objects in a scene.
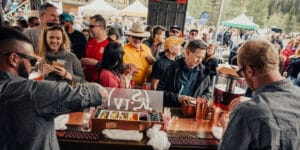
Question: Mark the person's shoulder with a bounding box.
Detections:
[233,98,271,122]
[65,51,79,60]
[100,69,114,78]
[141,43,151,51]
[23,27,39,34]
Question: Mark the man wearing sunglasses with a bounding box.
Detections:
[169,25,181,37]
[23,3,59,54]
[0,27,108,150]
[219,40,300,149]
[81,14,109,83]
[123,22,155,86]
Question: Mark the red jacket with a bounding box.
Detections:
[281,44,296,72]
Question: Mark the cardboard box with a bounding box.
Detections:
[91,88,165,132]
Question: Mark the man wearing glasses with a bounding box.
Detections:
[169,25,181,37]
[123,22,155,86]
[81,14,109,82]
[219,40,300,149]
[23,3,59,54]
[0,27,108,150]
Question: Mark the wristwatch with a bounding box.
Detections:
[97,61,101,68]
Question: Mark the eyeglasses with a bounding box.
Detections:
[89,24,102,28]
[46,22,61,27]
[132,36,143,40]
[5,52,37,66]
[171,30,179,34]
[236,66,247,77]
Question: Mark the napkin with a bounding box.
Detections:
[102,129,143,141]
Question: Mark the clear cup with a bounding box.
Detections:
[29,59,43,80]
[81,108,92,132]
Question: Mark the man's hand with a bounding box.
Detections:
[178,95,194,103]
[228,96,251,110]
[80,58,98,66]
[98,84,108,103]
[123,64,138,75]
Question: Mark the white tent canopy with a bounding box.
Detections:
[78,0,119,17]
[121,0,148,17]
[223,13,259,30]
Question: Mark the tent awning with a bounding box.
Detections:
[223,13,259,30]
[121,0,147,17]
[78,0,119,16]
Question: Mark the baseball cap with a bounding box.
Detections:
[170,25,181,31]
[59,13,74,22]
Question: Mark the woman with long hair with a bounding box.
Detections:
[38,24,85,84]
[203,43,220,85]
[98,42,126,88]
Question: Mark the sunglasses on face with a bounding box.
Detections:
[171,30,179,34]
[132,36,143,40]
[89,24,101,29]
[236,66,247,77]
[46,22,61,27]
[5,52,37,66]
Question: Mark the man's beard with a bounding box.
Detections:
[18,60,29,78]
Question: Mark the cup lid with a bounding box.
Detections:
[216,65,240,78]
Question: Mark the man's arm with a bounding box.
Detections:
[219,110,252,150]
[31,81,107,118]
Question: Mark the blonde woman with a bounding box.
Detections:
[38,24,85,84]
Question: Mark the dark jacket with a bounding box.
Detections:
[158,58,211,107]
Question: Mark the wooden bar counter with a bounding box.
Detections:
[58,108,219,150]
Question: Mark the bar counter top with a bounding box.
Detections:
[58,107,219,150]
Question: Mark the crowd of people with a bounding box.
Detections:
[1,2,300,150]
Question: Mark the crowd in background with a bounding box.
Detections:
[5,2,300,89]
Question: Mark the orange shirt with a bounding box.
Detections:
[123,43,153,86]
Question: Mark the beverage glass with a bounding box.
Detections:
[29,59,43,80]
[81,108,92,132]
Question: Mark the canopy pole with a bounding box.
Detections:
[214,0,225,43]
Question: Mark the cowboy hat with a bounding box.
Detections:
[126,22,150,38]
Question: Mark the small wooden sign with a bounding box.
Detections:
[102,88,164,113]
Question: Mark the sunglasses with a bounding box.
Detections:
[5,52,37,66]
[171,30,179,34]
[89,24,102,28]
[46,22,61,27]
[236,66,247,77]
[132,36,143,40]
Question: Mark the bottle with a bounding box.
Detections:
[195,97,202,122]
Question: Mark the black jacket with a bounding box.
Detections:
[157,58,211,107]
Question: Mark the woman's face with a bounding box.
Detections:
[46,30,63,53]
[207,46,216,56]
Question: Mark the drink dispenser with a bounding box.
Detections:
[213,65,247,110]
